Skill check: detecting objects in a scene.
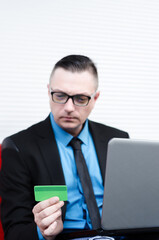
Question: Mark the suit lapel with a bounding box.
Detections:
[34,116,66,185]
[38,138,66,185]
[88,120,110,183]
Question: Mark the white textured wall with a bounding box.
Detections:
[0,0,159,142]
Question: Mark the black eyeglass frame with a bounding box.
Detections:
[50,91,96,107]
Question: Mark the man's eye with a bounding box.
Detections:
[76,95,87,103]
[55,93,67,99]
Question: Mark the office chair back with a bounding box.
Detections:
[0,144,4,240]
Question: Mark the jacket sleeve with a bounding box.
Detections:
[0,138,39,240]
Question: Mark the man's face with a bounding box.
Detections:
[48,68,99,136]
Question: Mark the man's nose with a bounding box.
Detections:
[64,98,75,112]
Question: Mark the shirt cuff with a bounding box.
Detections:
[37,226,45,240]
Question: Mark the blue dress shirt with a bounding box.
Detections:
[37,113,104,239]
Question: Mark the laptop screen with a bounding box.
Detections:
[101,138,159,233]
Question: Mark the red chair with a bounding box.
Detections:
[0,144,4,239]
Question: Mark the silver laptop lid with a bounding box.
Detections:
[101,138,159,232]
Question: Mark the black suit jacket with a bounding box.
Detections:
[0,116,129,240]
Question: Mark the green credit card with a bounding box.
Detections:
[34,185,67,202]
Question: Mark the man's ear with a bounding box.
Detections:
[94,91,100,101]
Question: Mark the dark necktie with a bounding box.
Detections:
[69,137,101,229]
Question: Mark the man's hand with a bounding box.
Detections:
[32,197,64,240]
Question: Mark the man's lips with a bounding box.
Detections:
[60,116,77,121]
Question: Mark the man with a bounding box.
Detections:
[0,55,129,240]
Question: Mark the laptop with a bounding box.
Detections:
[101,138,159,235]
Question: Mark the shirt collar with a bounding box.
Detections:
[49,112,89,147]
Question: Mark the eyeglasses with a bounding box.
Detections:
[50,91,96,107]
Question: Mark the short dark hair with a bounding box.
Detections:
[49,55,98,88]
